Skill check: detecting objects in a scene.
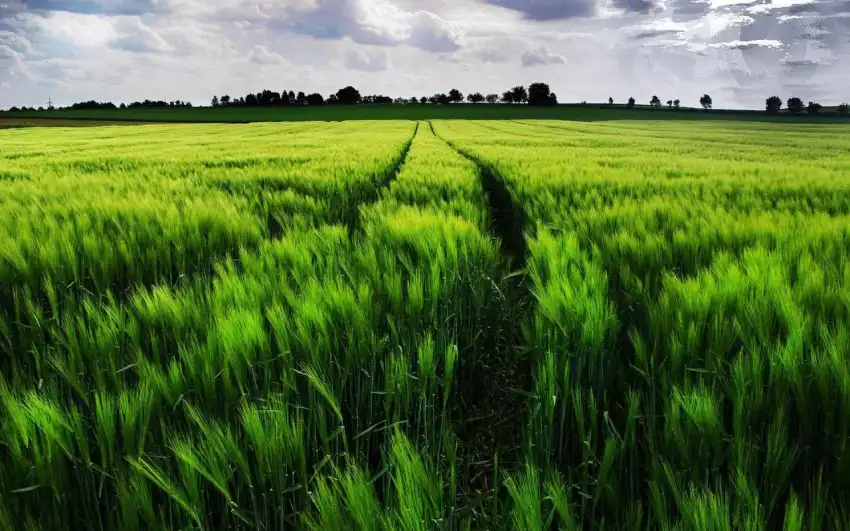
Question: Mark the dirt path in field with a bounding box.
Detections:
[427,120,533,518]
[0,117,173,127]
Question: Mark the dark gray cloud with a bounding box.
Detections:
[483,0,596,20]
[610,0,661,14]
[667,0,712,22]
[631,28,684,40]
[264,1,462,53]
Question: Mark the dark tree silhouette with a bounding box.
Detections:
[527,82,557,106]
[448,88,464,103]
[787,97,804,114]
[667,99,673,107]
[626,97,635,108]
[485,93,498,104]
[419,96,428,104]
[306,93,325,105]
[220,95,231,106]
[327,94,339,104]
[335,86,362,105]
[838,103,850,115]
[501,91,513,103]
[287,91,296,104]
[296,91,307,105]
[699,94,712,109]
[807,101,822,115]
[673,99,680,108]
[245,93,258,106]
[211,95,219,107]
[467,92,485,103]
[510,85,528,103]
[765,96,782,113]
[650,95,661,107]
[608,97,614,105]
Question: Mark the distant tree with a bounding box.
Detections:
[765,95,782,113]
[806,101,822,115]
[211,95,219,107]
[626,97,635,108]
[287,90,296,104]
[448,88,464,104]
[238,96,245,106]
[245,93,258,106]
[38,106,44,111]
[673,99,680,108]
[467,92,485,103]
[120,103,127,109]
[8,106,19,112]
[420,96,428,104]
[295,91,306,105]
[327,94,339,104]
[650,95,661,108]
[550,93,558,104]
[699,94,712,110]
[787,97,804,114]
[306,93,325,105]
[510,85,528,104]
[608,97,614,105]
[527,82,557,106]
[408,97,418,104]
[667,100,673,107]
[838,103,850,115]
[486,93,499,104]
[220,95,231,106]
[335,86,362,105]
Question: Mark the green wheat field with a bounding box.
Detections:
[2,118,850,530]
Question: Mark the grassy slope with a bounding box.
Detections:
[3,103,850,124]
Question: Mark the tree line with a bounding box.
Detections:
[208,83,560,108]
[4,83,848,114]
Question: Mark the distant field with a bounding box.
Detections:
[2,119,850,529]
[3,103,850,124]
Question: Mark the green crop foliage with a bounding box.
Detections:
[2,117,850,529]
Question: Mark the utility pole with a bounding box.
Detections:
[46,97,54,110]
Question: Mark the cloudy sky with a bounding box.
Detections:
[1,0,847,109]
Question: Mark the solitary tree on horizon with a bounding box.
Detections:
[787,97,804,114]
[699,94,712,110]
[673,99,680,108]
[766,96,782,113]
[528,83,557,106]
[650,95,661,108]
[608,97,614,105]
[626,97,635,108]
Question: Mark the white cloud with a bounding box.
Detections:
[344,48,389,71]
[247,45,287,65]
[521,45,566,66]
